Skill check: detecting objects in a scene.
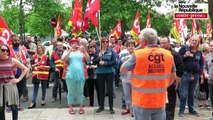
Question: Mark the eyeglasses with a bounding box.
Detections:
[102,41,109,43]
[1,49,9,53]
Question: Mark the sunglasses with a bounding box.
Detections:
[102,41,109,43]
[89,46,95,48]
[1,49,9,53]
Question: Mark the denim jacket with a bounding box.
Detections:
[93,48,116,74]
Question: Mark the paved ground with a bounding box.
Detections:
[4,80,213,120]
[5,107,213,120]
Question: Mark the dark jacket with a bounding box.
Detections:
[171,48,184,77]
[178,45,203,75]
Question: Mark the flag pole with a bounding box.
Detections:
[98,10,101,39]
[98,10,101,51]
[98,10,102,61]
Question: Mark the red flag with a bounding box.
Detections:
[82,0,90,31]
[107,20,122,40]
[146,10,151,28]
[82,0,98,29]
[131,10,140,40]
[197,23,203,36]
[90,12,98,27]
[171,22,181,42]
[90,0,100,14]
[206,20,212,40]
[113,20,122,39]
[0,16,12,45]
[107,29,115,40]
[55,14,62,38]
[68,0,80,27]
[89,0,99,27]
[191,19,197,37]
[68,0,82,37]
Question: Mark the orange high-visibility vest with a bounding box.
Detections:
[9,45,28,74]
[62,62,68,79]
[9,45,28,65]
[32,54,49,80]
[132,47,174,108]
[52,51,64,70]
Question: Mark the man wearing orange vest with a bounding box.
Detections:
[49,41,64,102]
[10,34,31,110]
[120,28,177,120]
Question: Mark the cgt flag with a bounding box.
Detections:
[131,10,140,41]
[89,0,99,27]
[55,14,62,38]
[191,19,197,37]
[90,0,100,14]
[113,20,122,39]
[107,20,122,40]
[0,16,12,45]
[206,20,212,40]
[68,0,82,37]
[82,0,91,31]
[171,22,181,43]
[146,10,151,28]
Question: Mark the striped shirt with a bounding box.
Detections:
[0,58,15,83]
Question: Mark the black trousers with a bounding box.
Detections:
[84,80,89,98]
[166,84,176,120]
[16,75,27,99]
[88,78,100,106]
[0,86,18,120]
[97,73,114,109]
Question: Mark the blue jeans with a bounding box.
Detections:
[122,82,132,104]
[121,84,126,108]
[133,105,166,120]
[32,80,47,103]
[179,72,199,114]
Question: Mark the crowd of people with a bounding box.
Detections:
[0,28,213,120]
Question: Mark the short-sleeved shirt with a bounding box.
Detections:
[28,42,37,59]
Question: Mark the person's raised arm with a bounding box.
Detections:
[62,50,71,62]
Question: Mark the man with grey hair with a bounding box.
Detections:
[120,28,176,120]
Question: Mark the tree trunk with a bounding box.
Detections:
[19,0,24,41]
[208,0,213,38]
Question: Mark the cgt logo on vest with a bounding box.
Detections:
[148,53,165,64]
[148,53,165,73]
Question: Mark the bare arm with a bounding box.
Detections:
[169,72,177,86]
[12,58,28,83]
[120,62,129,74]
[62,50,71,62]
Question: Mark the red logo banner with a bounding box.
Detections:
[0,16,12,45]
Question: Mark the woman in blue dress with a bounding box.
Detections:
[62,38,90,114]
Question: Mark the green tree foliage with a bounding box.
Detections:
[0,5,20,33]
[25,0,64,37]
[1,0,208,39]
[99,0,172,37]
